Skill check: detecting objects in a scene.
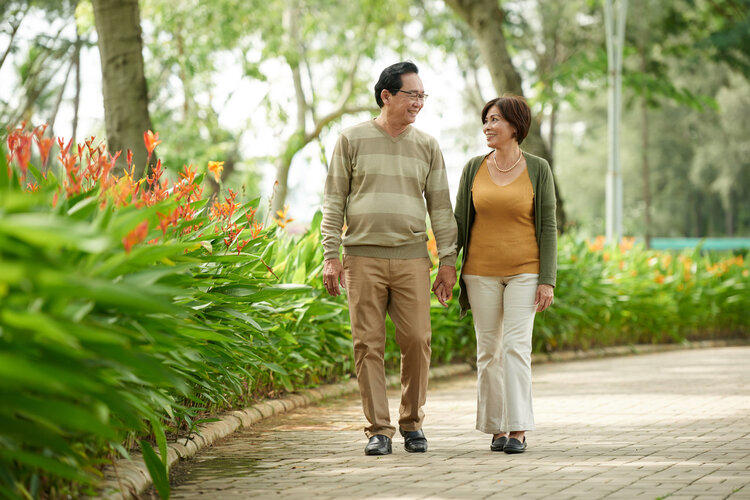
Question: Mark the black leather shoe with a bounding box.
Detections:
[490,435,508,452]
[503,436,527,454]
[365,435,392,455]
[399,428,428,453]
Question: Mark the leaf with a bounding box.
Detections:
[261,361,288,375]
[140,441,170,499]
[0,448,92,483]
[150,418,169,468]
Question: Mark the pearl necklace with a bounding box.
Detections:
[491,149,523,173]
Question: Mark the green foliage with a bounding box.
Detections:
[533,236,749,351]
[2,103,749,500]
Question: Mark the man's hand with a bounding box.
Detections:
[431,265,456,307]
[323,258,346,296]
[535,284,554,312]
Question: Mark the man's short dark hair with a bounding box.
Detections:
[374,61,419,108]
[481,95,532,145]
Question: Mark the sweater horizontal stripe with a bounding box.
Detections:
[321,120,457,264]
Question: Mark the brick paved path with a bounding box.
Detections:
[168,347,750,499]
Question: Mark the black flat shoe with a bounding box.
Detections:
[503,436,527,454]
[365,435,392,455]
[399,428,428,453]
[490,435,508,452]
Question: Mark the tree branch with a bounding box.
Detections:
[284,1,308,132]
[0,13,25,72]
[305,105,375,143]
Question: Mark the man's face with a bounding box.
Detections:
[385,73,425,125]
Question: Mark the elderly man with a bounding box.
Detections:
[321,61,457,456]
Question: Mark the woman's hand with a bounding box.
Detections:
[534,284,554,312]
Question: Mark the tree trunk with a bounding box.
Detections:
[92,0,153,177]
[445,0,567,231]
[641,97,652,247]
[723,191,734,236]
[72,28,82,142]
[548,101,558,164]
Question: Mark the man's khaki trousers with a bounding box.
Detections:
[343,255,432,438]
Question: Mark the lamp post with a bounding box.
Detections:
[604,0,627,243]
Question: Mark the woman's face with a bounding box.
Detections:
[482,105,516,149]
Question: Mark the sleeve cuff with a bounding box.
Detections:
[323,250,340,261]
[438,253,457,267]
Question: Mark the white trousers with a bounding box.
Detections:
[463,273,538,434]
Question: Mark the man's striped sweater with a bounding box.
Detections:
[321,120,457,266]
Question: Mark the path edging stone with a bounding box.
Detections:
[97,338,747,499]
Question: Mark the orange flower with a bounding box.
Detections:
[57,137,72,157]
[123,220,149,253]
[235,239,249,255]
[654,273,665,284]
[157,212,171,236]
[587,235,605,252]
[34,135,54,167]
[179,164,196,184]
[143,130,161,157]
[619,236,635,253]
[33,123,48,140]
[208,161,224,183]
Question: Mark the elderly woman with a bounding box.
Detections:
[452,95,557,454]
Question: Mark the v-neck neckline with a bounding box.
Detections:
[371,119,411,143]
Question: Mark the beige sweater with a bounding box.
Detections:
[321,120,457,265]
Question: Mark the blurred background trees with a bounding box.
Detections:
[1,0,748,236]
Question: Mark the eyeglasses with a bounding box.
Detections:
[395,90,428,101]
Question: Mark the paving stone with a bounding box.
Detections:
[164,346,750,499]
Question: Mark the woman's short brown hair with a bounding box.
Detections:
[481,95,531,145]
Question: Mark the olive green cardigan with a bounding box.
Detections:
[454,151,558,316]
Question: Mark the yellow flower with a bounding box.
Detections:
[207,161,224,183]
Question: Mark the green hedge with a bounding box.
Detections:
[1,129,747,498]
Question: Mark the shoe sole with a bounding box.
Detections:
[365,446,392,456]
[503,448,526,454]
[404,447,427,453]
